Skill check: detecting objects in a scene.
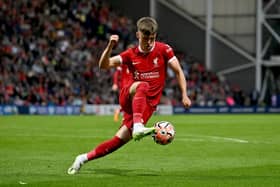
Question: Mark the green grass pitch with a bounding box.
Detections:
[0,114,280,187]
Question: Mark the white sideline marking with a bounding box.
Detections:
[19,181,27,185]
[179,134,249,144]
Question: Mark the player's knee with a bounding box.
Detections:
[136,82,149,93]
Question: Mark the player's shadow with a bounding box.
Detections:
[86,168,160,176]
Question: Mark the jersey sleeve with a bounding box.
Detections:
[163,44,176,63]
[119,48,132,64]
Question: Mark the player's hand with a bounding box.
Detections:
[112,84,118,91]
[109,35,119,47]
[182,95,191,108]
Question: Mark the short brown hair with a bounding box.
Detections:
[136,17,158,36]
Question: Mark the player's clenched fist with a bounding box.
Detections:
[182,96,192,108]
[109,35,119,46]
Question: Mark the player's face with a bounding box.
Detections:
[137,31,156,53]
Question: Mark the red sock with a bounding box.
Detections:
[87,136,125,161]
[132,82,149,123]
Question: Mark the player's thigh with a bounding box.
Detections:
[128,81,142,97]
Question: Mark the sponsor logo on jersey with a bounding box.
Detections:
[134,71,140,79]
[133,71,160,80]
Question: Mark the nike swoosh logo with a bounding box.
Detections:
[132,62,141,65]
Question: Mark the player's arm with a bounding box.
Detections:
[168,57,192,108]
[99,35,121,69]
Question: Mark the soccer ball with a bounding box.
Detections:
[153,121,175,145]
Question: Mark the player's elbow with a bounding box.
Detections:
[98,60,109,69]
[98,63,105,69]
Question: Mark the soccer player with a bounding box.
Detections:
[67,17,191,175]
[112,65,132,122]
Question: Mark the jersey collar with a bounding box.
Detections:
[137,42,156,54]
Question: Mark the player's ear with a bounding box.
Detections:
[136,31,140,39]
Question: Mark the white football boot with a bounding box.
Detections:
[132,123,155,141]
[67,154,87,175]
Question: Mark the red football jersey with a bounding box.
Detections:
[119,41,176,107]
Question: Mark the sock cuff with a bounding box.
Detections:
[113,136,125,145]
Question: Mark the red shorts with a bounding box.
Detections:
[119,85,156,132]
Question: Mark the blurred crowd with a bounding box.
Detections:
[163,53,259,107]
[0,0,278,107]
[0,0,134,106]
